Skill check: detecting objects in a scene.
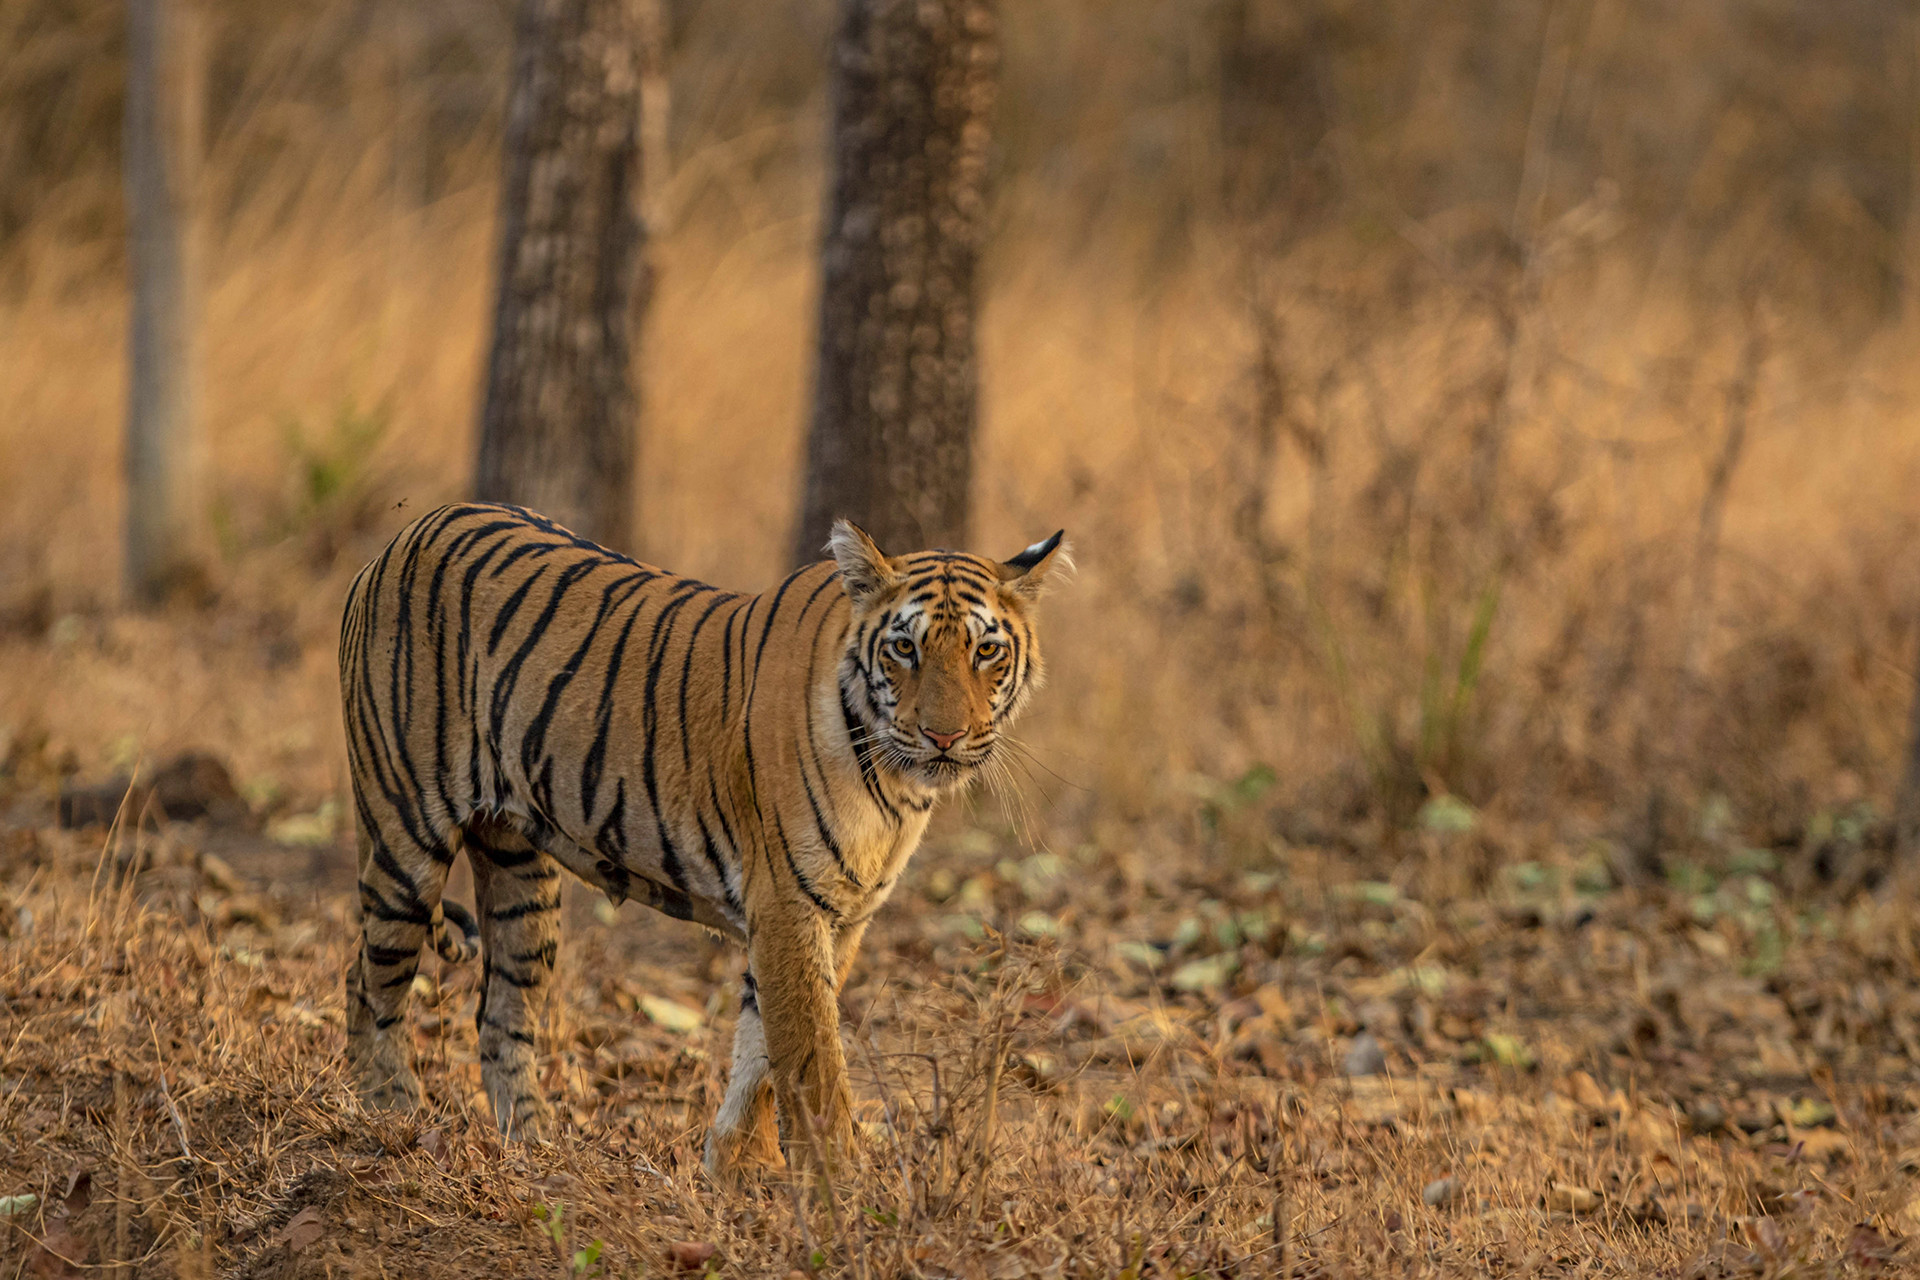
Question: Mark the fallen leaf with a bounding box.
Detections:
[1168,953,1237,992]
[1749,1216,1786,1256]
[1784,1097,1836,1128]
[1546,1183,1600,1215]
[58,1171,90,1218]
[1017,910,1060,938]
[197,852,238,893]
[641,995,705,1034]
[1564,1070,1608,1111]
[267,807,336,847]
[31,1221,86,1278]
[274,1205,325,1251]
[417,1128,450,1167]
[0,1193,36,1216]
[1846,1223,1899,1270]
[668,1240,718,1270]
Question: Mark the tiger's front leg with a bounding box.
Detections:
[705,918,870,1183]
[742,903,855,1175]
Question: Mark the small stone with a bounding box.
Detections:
[1422,1177,1457,1209]
[1689,1097,1727,1134]
[1343,1031,1387,1077]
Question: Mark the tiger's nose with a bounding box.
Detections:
[922,727,967,751]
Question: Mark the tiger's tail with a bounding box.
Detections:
[431,899,481,964]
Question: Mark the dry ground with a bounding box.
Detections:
[2,788,1918,1278]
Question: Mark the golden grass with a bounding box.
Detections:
[6,176,1919,841]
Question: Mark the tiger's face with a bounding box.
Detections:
[831,521,1068,791]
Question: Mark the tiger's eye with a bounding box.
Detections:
[890,637,916,660]
[976,641,1002,661]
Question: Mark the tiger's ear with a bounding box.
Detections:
[996,531,1070,602]
[827,519,901,606]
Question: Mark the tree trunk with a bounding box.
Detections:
[1899,623,1920,856]
[124,0,206,605]
[475,0,648,552]
[793,0,996,562]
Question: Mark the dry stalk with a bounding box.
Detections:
[967,1010,1009,1223]
[114,1066,131,1274]
[1638,295,1769,872]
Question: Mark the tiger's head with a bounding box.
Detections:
[831,520,1069,792]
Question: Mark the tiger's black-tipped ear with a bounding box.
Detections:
[827,519,901,606]
[996,530,1070,601]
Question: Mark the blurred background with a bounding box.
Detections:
[3,0,1920,889]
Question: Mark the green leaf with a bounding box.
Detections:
[1786,1097,1836,1128]
[1231,763,1277,805]
[1743,922,1785,978]
[1017,910,1061,939]
[1169,953,1238,992]
[1484,1033,1534,1071]
[1332,881,1401,908]
[0,1193,36,1217]
[1417,794,1476,834]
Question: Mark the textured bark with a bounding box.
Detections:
[476,0,648,552]
[794,0,996,562]
[124,0,206,605]
[1899,625,1920,856]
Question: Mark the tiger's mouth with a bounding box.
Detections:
[889,734,994,783]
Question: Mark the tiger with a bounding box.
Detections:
[338,502,1067,1179]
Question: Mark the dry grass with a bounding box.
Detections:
[4,805,1920,1276]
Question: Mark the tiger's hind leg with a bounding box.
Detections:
[345,789,459,1114]
[703,973,784,1182]
[466,814,560,1141]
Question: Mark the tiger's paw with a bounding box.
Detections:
[703,1122,787,1187]
[487,1085,554,1143]
[348,1032,423,1114]
[355,1066,424,1114]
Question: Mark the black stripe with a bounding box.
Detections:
[487,897,559,922]
[487,564,549,655]
[771,811,839,920]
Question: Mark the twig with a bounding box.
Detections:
[968,1012,1009,1222]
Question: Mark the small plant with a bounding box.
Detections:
[282,395,389,519]
[533,1203,606,1279]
